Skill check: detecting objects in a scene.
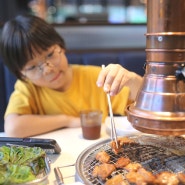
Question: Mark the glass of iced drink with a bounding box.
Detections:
[80,110,102,140]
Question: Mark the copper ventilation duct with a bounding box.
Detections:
[126,0,185,136]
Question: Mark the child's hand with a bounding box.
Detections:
[97,64,136,96]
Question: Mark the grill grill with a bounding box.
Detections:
[75,135,185,185]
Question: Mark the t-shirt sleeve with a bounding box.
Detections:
[4,80,39,118]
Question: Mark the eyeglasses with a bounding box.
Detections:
[23,46,62,80]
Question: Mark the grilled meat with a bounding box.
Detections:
[155,171,179,185]
[126,171,143,184]
[117,137,135,145]
[91,136,185,185]
[137,168,156,183]
[177,173,185,184]
[95,150,110,163]
[110,140,123,154]
[124,162,142,172]
[92,163,116,180]
[105,174,126,185]
[126,167,155,185]
[115,157,130,168]
[110,137,135,154]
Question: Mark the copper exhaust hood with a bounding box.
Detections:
[126,0,185,136]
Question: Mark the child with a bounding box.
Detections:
[0,14,142,137]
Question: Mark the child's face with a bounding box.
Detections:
[22,44,70,91]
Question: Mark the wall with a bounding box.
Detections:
[54,24,146,52]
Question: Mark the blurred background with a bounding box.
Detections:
[0,0,147,52]
[0,0,146,25]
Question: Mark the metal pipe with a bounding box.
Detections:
[126,0,185,135]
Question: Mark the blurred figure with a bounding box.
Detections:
[0,14,142,137]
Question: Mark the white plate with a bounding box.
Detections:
[105,116,141,136]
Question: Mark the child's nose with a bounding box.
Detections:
[42,62,55,74]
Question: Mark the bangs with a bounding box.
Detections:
[15,27,55,67]
[0,14,65,79]
[2,21,55,71]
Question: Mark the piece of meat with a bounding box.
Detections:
[92,165,99,177]
[137,168,156,184]
[105,174,127,185]
[115,157,130,168]
[124,162,142,172]
[110,137,135,154]
[92,163,116,180]
[95,151,110,163]
[110,140,123,154]
[117,137,135,145]
[126,167,156,185]
[155,171,179,185]
[126,171,144,184]
[177,173,185,184]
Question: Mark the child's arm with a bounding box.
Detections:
[4,113,80,137]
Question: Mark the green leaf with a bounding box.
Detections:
[0,146,46,184]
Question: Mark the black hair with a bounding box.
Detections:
[0,14,66,80]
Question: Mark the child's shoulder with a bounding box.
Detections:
[15,79,40,91]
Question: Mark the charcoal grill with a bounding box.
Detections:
[75,135,185,185]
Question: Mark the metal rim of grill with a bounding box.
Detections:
[75,135,185,185]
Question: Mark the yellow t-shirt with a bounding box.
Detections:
[5,65,130,122]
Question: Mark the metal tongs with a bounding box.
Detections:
[102,65,118,149]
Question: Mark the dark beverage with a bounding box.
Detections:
[80,110,102,140]
[82,124,101,140]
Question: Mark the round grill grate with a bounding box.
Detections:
[75,135,185,185]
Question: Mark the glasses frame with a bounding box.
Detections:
[22,46,62,80]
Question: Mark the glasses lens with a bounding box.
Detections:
[25,67,42,79]
[25,47,62,80]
